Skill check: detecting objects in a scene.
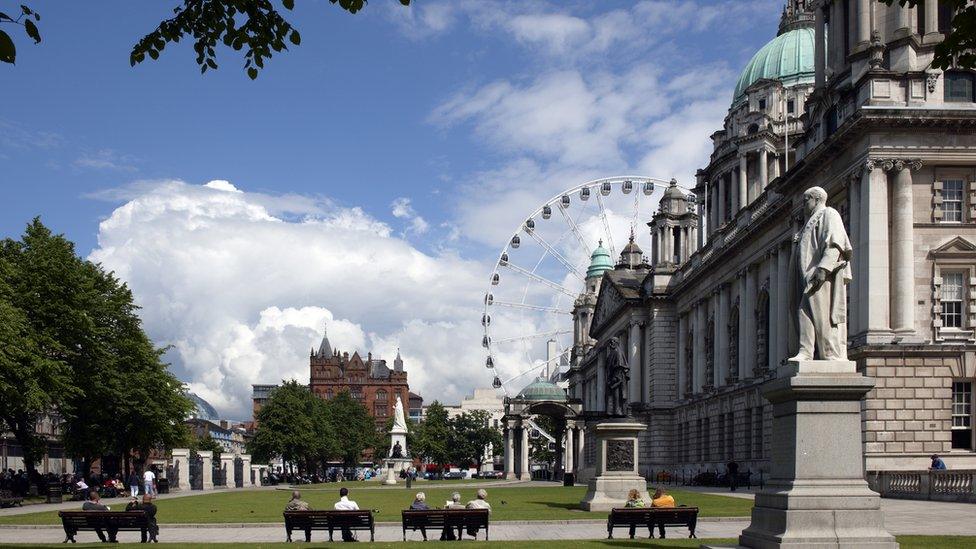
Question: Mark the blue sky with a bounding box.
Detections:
[1,0,782,417]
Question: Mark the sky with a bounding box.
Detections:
[1,0,782,419]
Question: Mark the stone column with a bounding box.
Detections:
[565,427,574,475]
[628,320,642,405]
[862,161,890,336]
[250,465,262,486]
[717,284,730,387]
[739,270,752,381]
[504,424,516,479]
[576,426,585,474]
[697,201,705,248]
[719,180,728,226]
[171,448,189,492]
[848,173,861,336]
[767,250,780,372]
[596,352,606,412]
[240,454,252,487]
[856,0,871,45]
[924,0,939,36]
[520,424,530,480]
[198,451,214,490]
[730,172,740,217]
[677,313,687,399]
[890,160,919,335]
[896,2,912,35]
[693,302,703,393]
[710,183,719,233]
[737,361,897,548]
[739,154,749,204]
[759,148,769,191]
[776,241,790,364]
[815,5,826,88]
[220,454,234,488]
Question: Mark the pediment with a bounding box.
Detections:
[930,236,976,258]
[591,280,625,338]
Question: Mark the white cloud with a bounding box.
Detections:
[74,149,138,172]
[391,197,430,235]
[89,180,491,419]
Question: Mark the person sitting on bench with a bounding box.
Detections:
[464,489,491,538]
[81,491,115,543]
[439,492,465,540]
[333,487,359,542]
[651,487,675,508]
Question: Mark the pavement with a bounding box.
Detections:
[1,486,974,544]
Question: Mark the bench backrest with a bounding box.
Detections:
[283,510,373,528]
[402,508,489,528]
[610,506,698,523]
[59,511,148,528]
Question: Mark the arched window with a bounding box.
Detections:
[728,298,739,384]
[375,389,388,402]
[748,123,760,134]
[755,283,771,377]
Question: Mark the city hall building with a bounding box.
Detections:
[567,0,976,480]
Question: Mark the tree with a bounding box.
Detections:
[449,410,502,472]
[132,0,410,79]
[528,415,555,475]
[880,1,976,68]
[191,432,225,461]
[412,401,451,475]
[0,4,40,64]
[247,380,325,472]
[324,390,378,466]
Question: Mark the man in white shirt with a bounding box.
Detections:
[333,487,359,542]
[143,468,156,497]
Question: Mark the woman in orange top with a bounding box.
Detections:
[651,487,675,507]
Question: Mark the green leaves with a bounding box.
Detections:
[0,30,14,64]
[131,0,410,78]
[0,3,40,64]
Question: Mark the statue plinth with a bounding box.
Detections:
[731,360,897,549]
[579,420,649,512]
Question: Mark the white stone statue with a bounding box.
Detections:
[392,395,408,433]
[787,186,853,362]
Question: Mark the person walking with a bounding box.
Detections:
[726,460,740,491]
[333,487,359,542]
[143,467,156,497]
[128,470,140,498]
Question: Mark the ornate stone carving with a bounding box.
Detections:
[606,440,634,471]
[927,71,940,93]
[868,29,884,69]
[867,158,923,173]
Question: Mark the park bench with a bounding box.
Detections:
[401,508,491,541]
[607,506,699,539]
[0,489,24,508]
[283,509,374,542]
[58,510,152,543]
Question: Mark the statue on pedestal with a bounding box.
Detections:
[604,337,629,417]
[787,186,853,362]
[391,441,403,459]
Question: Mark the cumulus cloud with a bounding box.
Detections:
[89,180,490,419]
[391,197,430,235]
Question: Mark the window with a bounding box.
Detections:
[375,389,388,402]
[943,179,964,222]
[945,72,975,103]
[743,409,753,459]
[787,99,795,114]
[753,406,764,459]
[758,98,766,111]
[941,272,965,328]
[952,382,972,449]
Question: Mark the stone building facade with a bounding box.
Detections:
[568,0,976,481]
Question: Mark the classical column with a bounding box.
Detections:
[739,269,754,380]
[710,182,720,232]
[739,154,749,204]
[924,0,939,36]
[856,0,871,45]
[815,5,826,88]
[759,148,769,191]
[628,320,641,405]
[862,161,891,335]
[717,284,730,387]
[504,424,515,479]
[848,173,862,336]
[697,201,705,248]
[718,180,727,226]
[891,160,920,334]
[564,427,574,475]
[896,2,912,35]
[677,313,687,400]
[767,250,780,372]
[776,241,790,364]
[730,172,740,217]
[596,352,606,412]
[772,154,781,179]
[520,424,530,480]
[693,302,704,393]
[576,426,585,474]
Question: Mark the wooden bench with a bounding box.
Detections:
[401,508,490,541]
[58,511,152,543]
[0,489,24,508]
[283,510,374,542]
[607,506,699,539]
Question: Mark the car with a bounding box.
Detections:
[443,471,465,479]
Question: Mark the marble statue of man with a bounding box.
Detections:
[392,395,408,432]
[787,186,853,362]
[604,337,629,417]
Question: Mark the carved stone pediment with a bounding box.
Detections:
[591,281,625,337]
[930,236,976,259]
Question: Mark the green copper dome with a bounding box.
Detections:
[516,378,567,402]
[732,27,815,103]
[586,241,613,279]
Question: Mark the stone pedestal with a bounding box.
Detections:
[198,451,214,491]
[171,449,189,492]
[383,458,412,485]
[580,420,649,511]
[220,454,234,489]
[733,360,898,548]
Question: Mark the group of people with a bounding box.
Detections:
[284,487,492,542]
[80,489,159,543]
[73,468,158,501]
[623,487,676,538]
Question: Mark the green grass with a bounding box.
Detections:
[1,538,974,549]
[301,478,497,488]
[0,486,751,525]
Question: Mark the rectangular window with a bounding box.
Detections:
[787,99,795,114]
[952,382,972,449]
[758,98,766,111]
[945,72,975,103]
[743,409,753,460]
[941,272,965,328]
[726,413,735,460]
[942,179,964,222]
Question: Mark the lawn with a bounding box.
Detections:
[301,478,498,488]
[1,538,974,548]
[0,486,751,525]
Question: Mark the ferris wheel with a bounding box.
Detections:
[482,176,697,397]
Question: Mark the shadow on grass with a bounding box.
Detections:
[526,500,589,511]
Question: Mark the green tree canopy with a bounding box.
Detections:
[191,432,225,461]
[413,400,451,474]
[247,380,325,470]
[449,410,502,471]
[326,390,378,466]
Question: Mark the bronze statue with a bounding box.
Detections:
[391,441,403,459]
[604,337,630,417]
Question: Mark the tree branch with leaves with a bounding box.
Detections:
[0,4,40,64]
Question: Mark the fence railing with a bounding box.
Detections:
[868,470,976,503]
[643,469,765,490]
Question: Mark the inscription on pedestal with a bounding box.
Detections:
[606,440,633,471]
